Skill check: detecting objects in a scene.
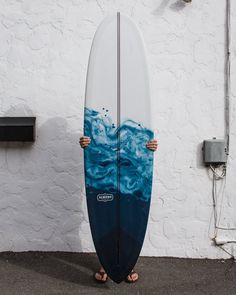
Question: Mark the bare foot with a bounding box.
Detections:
[94,266,108,283]
[126,270,139,283]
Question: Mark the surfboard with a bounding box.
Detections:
[83,12,154,283]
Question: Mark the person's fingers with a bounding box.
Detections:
[81,143,89,148]
[80,139,91,143]
[80,142,89,148]
[147,140,158,144]
[81,139,90,144]
[146,141,158,151]
[148,147,157,151]
[148,140,158,144]
[79,138,91,144]
[79,136,91,141]
[79,136,91,148]
[147,142,158,146]
[146,143,158,148]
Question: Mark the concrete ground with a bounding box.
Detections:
[0,252,235,295]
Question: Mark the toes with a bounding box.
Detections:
[127,272,138,282]
[95,272,107,281]
[101,274,107,281]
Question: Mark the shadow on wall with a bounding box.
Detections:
[153,0,186,15]
[0,104,90,254]
[196,142,205,170]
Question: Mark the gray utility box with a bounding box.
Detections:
[203,138,227,165]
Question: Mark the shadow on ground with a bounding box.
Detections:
[0,252,236,295]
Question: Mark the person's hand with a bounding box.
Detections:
[79,136,91,148]
[146,139,158,151]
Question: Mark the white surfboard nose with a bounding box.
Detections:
[85,12,152,131]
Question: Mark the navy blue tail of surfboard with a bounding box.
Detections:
[84,106,154,283]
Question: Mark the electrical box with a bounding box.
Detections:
[0,117,36,142]
[203,138,227,165]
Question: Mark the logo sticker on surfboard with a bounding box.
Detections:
[97,193,114,202]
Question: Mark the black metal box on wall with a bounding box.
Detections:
[0,117,36,142]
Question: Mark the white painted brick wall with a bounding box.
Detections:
[0,0,235,258]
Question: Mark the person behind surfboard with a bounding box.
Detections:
[79,135,158,283]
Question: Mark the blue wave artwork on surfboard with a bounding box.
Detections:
[84,106,153,202]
